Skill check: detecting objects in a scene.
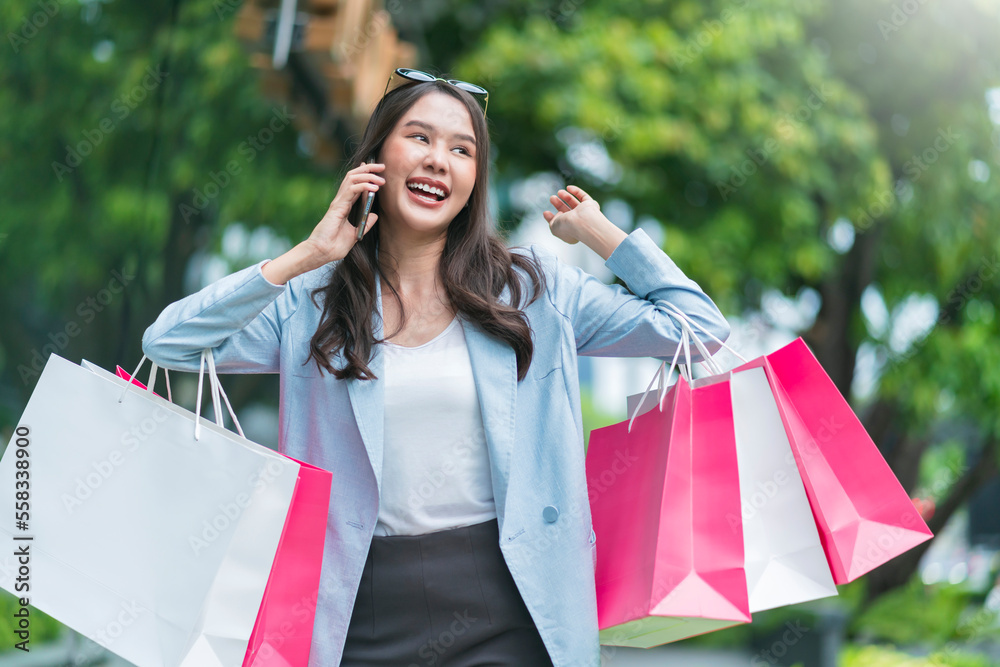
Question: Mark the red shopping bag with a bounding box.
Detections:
[735,338,933,584]
[587,376,750,647]
[244,455,332,666]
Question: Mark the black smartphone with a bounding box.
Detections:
[349,154,378,242]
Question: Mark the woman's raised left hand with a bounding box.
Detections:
[543,185,605,245]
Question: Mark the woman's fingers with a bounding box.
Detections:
[547,185,592,220]
[549,194,571,212]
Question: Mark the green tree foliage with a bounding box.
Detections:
[0,0,335,421]
[452,0,1000,601]
[1,0,998,618]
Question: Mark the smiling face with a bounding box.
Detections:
[375,91,478,237]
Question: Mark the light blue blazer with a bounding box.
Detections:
[141,227,730,667]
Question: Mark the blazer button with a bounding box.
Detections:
[542,505,559,523]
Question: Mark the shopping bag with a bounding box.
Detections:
[0,351,299,667]
[736,338,933,584]
[690,367,838,611]
[588,367,750,647]
[243,455,331,667]
[618,314,837,618]
[106,364,333,667]
[659,303,932,584]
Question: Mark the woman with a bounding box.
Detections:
[142,68,731,666]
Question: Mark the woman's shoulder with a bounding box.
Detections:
[509,242,558,272]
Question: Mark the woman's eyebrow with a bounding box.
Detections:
[402,119,476,146]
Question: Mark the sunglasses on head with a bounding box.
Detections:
[381,68,489,116]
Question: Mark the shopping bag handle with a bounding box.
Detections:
[117,350,244,442]
[625,304,742,433]
[657,301,746,365]
[195,348,245,441]
[118,356,173,404]
[626,326,692,434]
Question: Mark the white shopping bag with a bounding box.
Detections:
[0,351,298,667]
[726,366,837,611]
[625,306,837,614]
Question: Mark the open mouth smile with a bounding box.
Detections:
[406,178,450,206]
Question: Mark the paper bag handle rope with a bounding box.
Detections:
[117,358,173,404]
[195,348,245,441]
[626,325,692,434]
[625,304,745,433]
[657,301,746,364]
[117,350,244,441]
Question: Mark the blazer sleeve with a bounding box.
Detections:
[529,227,731,363]
[140,259,305,374]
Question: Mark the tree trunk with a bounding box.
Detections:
[804,220,883,398]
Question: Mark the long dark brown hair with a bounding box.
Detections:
[305,79,548,382]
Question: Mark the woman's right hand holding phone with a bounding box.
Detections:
[262,162,384,286]
[307,161,385,262]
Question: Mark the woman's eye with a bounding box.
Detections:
[409,133,471,156]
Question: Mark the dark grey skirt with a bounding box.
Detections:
[340,517,554,666]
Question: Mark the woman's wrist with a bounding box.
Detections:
[579,217,629,262]
[261,241,329,286]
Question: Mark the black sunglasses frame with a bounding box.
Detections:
[381,67,489,116]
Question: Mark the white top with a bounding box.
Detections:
[373,314,498,537]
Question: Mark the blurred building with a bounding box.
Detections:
[234,0,417,168]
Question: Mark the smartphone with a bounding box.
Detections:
[349,154,378,242]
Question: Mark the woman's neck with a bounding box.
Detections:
[377,230,446,300]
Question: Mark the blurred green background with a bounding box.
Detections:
[1,0,1000,664]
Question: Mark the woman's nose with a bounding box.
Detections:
[421,141,449,172]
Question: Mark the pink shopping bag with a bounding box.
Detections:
[735,338,933,584]
[243,455,332,666]
[116,365,163,397]
[118,365,333,665]
[587,376,750,647]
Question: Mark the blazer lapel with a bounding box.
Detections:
[346,261,517,523]
[346,271,386,499]
[461,306,517,522]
